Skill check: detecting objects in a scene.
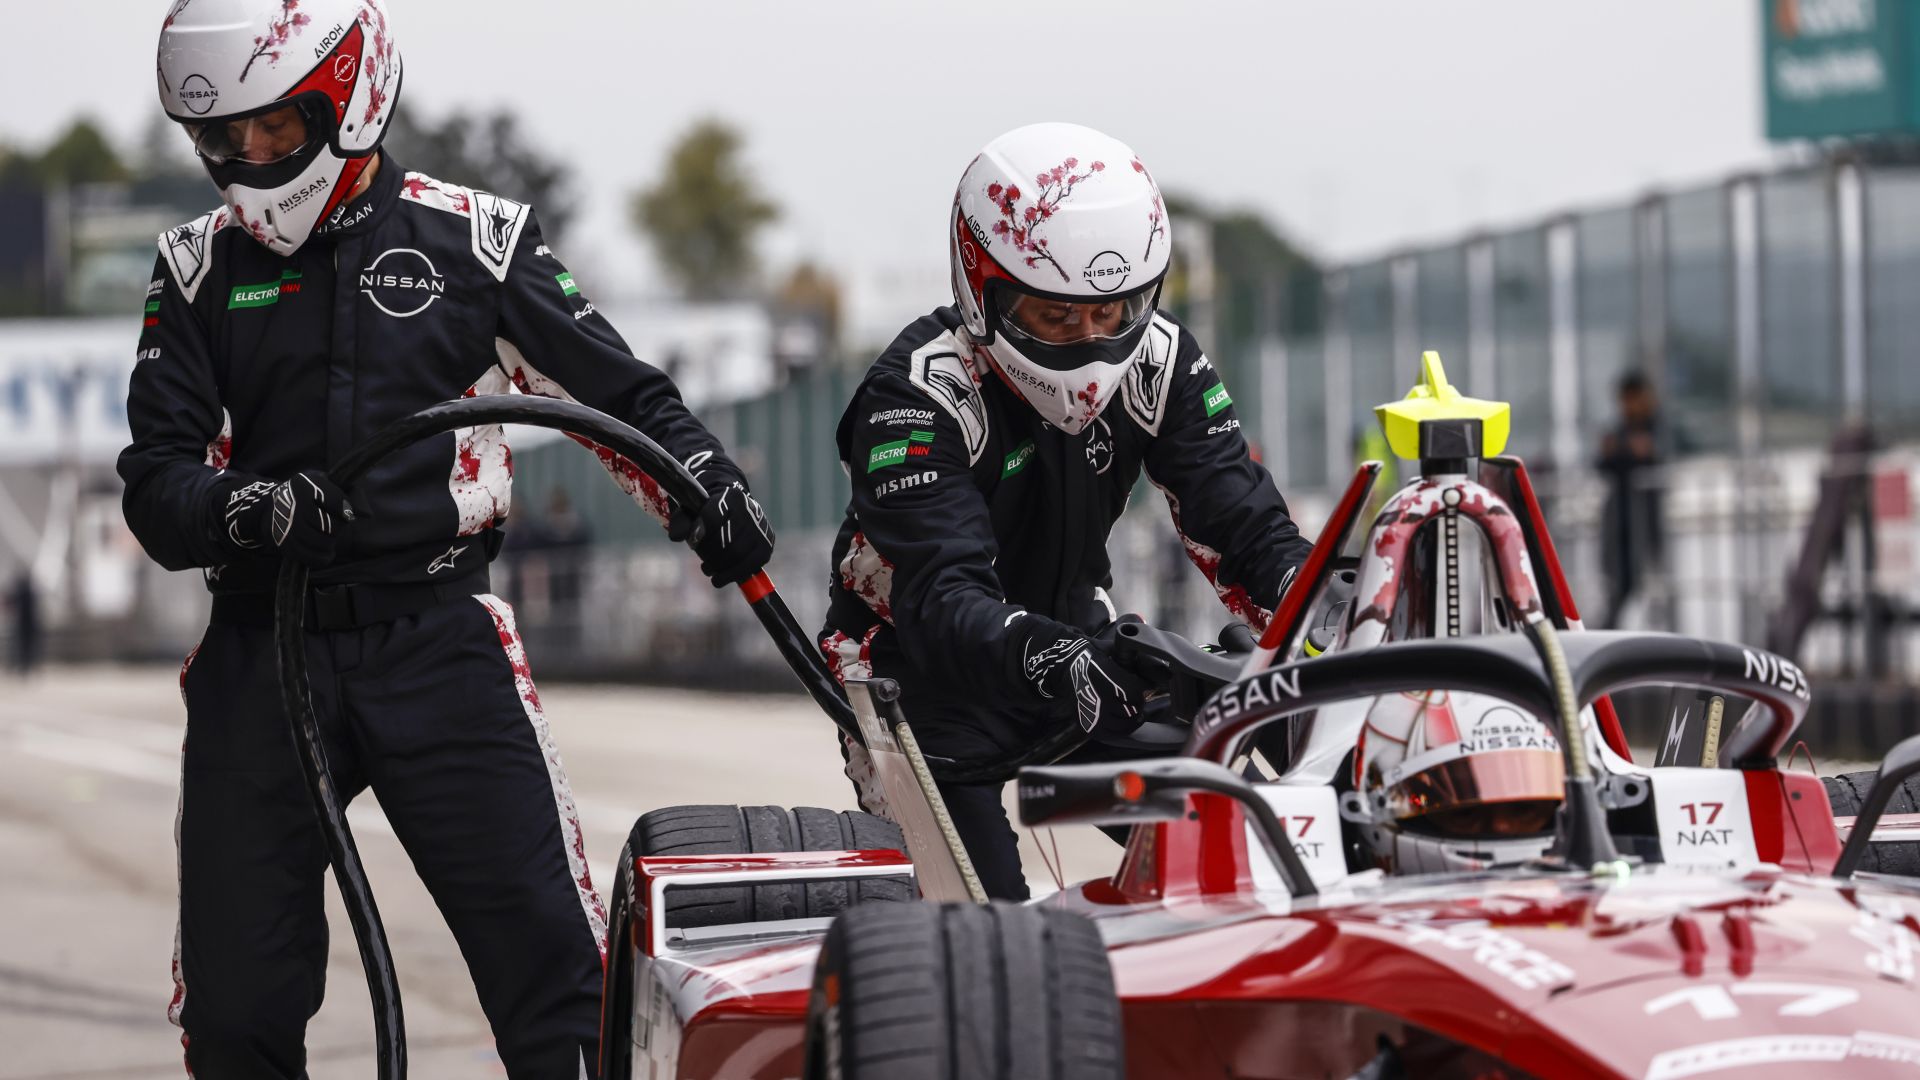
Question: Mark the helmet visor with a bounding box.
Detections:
[183,95,330,166]
[996,280,1158,349]
[1387,748,1565,824]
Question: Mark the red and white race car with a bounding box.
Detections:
[594,361,1920,1080]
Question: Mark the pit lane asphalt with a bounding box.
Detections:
[0,664,1116,1078]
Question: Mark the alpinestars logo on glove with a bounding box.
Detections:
[225,481,276,550]
[1070,650,1134,733]
[711,483,773,548]
[272,474,334,547]
[1023,636,1088,692]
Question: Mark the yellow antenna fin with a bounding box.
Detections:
[1373,351,1511,461]
[1416,350,1453,400]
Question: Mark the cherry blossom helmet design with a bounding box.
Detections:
[157,0,402,255]
[950,122,1171,435]
[1353,690,1566,875]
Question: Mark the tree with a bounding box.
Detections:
[33,118,130,186]
[631,120,778,300]
[134,114,203,182]
[1210,208,1319,340]
[0,145,37,189]
[385,107,576,239]
[1153,193,1319,419]
[1160,192,1319,338]
[775,261,842,346]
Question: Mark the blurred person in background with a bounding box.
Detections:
[1596,369,1675,628]
[121,1,770,1076]
[8,567,39,676]
[509,487,593,647]
[818,123,1313,900]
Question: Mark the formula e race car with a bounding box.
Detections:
[590,355,1920,1080]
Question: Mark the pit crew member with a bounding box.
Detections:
[124,2,770,1075]
[819,122,1313,900]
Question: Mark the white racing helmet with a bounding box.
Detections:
[1352,690,1566,875]
[157,0,402,254]
[950,123,1171,435]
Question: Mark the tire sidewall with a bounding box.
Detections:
[598,834,642,1080]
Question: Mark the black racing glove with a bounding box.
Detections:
[1012,614,1153,736]
[667,474,775,588]
[221,469,352,567]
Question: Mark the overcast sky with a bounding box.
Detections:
[17,1,1782,301]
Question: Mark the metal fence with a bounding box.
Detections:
[482,160,1920,705]
[529,161,1917,524]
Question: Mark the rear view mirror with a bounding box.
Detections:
[1016,759,1207,829]
[1834,733,1920,878]
[1017,758,1319,898]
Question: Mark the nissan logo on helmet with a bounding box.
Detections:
[1082,250,1131,293]
[177,74,219,116]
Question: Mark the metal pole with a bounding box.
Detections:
[1392,255,1417,386]
[1324,270,1351,492]
[1730,176,1765,644]
[1547,217,1580,475]
[1467,237,1496,398]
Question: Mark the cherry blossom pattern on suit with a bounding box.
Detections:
[1157,482,1273,635]
[399,173,473,217]
[476,594,607,959]
[492,341,673,525]
[820,625,879,687]
[819,626,889,818]
[203,410,233,470]
[449,369,515,536]
[838,531,896,624]
[167,644,201,1071]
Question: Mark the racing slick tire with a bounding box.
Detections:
[599,805,913,1080]
[1824,771,1920,876]
[634,804,914,926]
[803,901,1123,1080]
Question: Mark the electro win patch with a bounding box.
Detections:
[227,269,303,310]
[1204,382,1233,417]
[1003,438,1035,478]
[868,429,935,472]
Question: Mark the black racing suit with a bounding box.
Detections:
[819,307,1312,899]
[120,156,741,1079]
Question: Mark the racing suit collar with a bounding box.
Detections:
[314,152,400,242]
